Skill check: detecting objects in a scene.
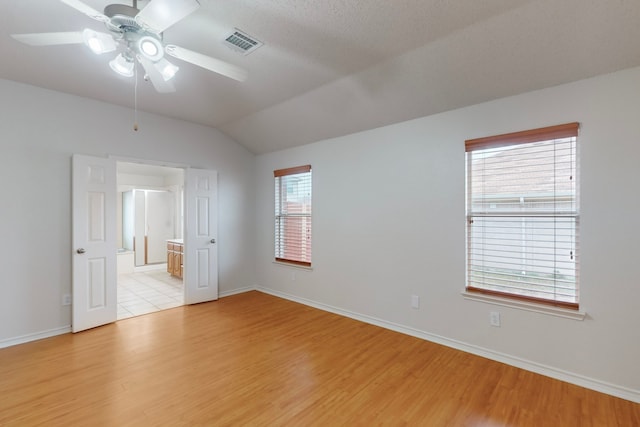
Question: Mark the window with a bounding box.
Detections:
[465,123,579,309]
[275,165,312,266]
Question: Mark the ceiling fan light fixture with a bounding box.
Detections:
[138,36,164,61]
[82,28,116,54]
[109,53,134,77]
[12,0,247,93]
[154,58,179,81]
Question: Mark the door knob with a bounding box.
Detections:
[76,248,86,254]
[210,239,216,244]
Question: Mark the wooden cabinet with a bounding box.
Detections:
[167,240,184,279]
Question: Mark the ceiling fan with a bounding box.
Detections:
[10,0,248,93]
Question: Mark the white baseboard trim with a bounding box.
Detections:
[219,285,256,298]
[0,288,258,349]
[0,326,71,349]
[256,286,640,404]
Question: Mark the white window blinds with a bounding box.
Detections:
[275,165,312,266]
[465,123,579,309]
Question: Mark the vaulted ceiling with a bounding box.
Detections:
[1,0,640,154]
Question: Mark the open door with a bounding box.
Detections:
[184,168,218,304]
[72,155,117,332]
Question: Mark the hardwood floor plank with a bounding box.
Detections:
[0,291,638,426]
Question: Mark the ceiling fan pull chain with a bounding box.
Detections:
[133,61,139,131]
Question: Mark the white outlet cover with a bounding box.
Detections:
[489,311,501,327]
[411,295,420,309]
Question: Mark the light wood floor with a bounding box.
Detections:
[1,291,638,426]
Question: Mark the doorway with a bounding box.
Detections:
[73,155,219,332]
[116,161,185,320]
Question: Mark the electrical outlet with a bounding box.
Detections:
[489,311,501,327]
[62,294,72,306]
[291,272,296,281]
[411,295,420,309]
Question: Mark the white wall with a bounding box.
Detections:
[255,67,640,400]
[0,79,256,344]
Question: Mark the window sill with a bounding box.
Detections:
[272,261,313,271]
[462,291,586,321]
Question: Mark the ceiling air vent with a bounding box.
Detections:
[223,29,263,55]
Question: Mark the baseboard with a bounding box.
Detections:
[0,287,257,350]
[256,286,640,404]
[0,326,71,349]
[219,285,256,298]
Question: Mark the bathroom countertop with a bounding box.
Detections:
[167,238,184,244]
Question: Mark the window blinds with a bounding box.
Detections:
[274,165,312,266]
[465,123,579,309]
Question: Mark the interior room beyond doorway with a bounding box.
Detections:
[116,161,185,320]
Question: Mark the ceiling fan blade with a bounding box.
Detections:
[137,56,176,93]
[60,0,109,22]
[11,31,84,46]
[136,0,200,33]
[165,45,248,82]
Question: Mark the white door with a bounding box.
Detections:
[72,155,117,332]
[184,168,218,304]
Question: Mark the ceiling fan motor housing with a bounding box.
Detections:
[104,4,164,62]
[104,4,139,28]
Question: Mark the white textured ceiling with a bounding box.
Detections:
[1,0,640,154]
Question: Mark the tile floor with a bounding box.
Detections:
[117,264,184,320]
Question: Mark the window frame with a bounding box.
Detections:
[465,123,580,310]
[274,165,312,267]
